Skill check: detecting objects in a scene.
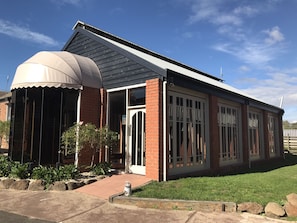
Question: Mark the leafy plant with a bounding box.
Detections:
[0,121,10,148]
[57,164,79,180]
[91,162,111,175]
[61,123,118,167]
[9,162,30,179]
[31,164,79,186]
[31,166,59,185]
[0,155,13,177]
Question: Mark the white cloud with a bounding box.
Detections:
[233,5,258,16]
[213,40,281,66]
[187,0,260,26]
[240,70,297,121]
[186,0,284,67]
[264,26,284,45]
[239,65,250,72]
[50,0,82,7]
[0,19,59,47]
[213,25,286,66]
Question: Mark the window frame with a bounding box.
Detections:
[248,108,264,160]
[217,100,242,165]
[168,87,210,175]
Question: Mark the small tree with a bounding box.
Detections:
[61,123,118,167]
[0,121,10,148]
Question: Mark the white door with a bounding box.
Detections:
[128,109,146,175]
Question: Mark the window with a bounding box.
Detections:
[168,90,209,174]
[218,102,241,164]
[128,87,145,106]
[268,114,279,157]
[248,110,263,159]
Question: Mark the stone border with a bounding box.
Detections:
[110,191,297,219]
[0,175,106,191]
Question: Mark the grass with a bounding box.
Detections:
[133,153,297,206]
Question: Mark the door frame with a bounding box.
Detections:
[127,108,146,175]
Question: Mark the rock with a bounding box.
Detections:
[0,180,5,189]
[85,179,97,185]
[0,179,15,189]
[287,193,297,207]
[237,202,264,214]
[67,181,85,190]
[284,201,297,217]
[264,202,286,217]
[48,181,67,191]
[28,180,46,191]
[10,180,30,190]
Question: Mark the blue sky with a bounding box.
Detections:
[0,0,297,121]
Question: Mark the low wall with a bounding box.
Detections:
[110,195,237,212]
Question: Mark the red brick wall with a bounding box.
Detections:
[99,88,107,162]
[80,87,100,127]
[209,95,219,172]
[100,88,107,128]
[78,87,100,167]
[0,101,8,149]
[146,78,163,181]
[241,104,249,164]
[0,101,7,121]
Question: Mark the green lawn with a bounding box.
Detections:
[133,153,297,206]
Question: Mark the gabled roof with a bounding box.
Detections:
[72,22,257,99]
[11,51,102,90]
[70,21,283,112]
[73,21,222,82]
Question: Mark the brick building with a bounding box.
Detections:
[9,21,284,181]
[0,91,11,150]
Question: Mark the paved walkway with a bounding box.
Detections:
[0,190,292,223]
[75,173,152,200]
[0,173,294,222]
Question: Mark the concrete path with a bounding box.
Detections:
[0,190,293,223]
[75,174,152,200]
[0,174,295,223]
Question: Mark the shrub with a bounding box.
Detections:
[9,162,30,179]
[0,155,13,177]
[32,164,79,186]
[31,166,59,185]
[91,162,111,175]
[61,123,118,167]
[0,121,10,148]
[57,164,79,180]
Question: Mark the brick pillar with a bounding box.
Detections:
[278,111,284,157]
[241,104,249,165]
[99,88,107,163]
[100,88,107,128]
[209,95,219,172]
[79,87,100,167]
[146,78,163,181]
[80,87,100,126]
